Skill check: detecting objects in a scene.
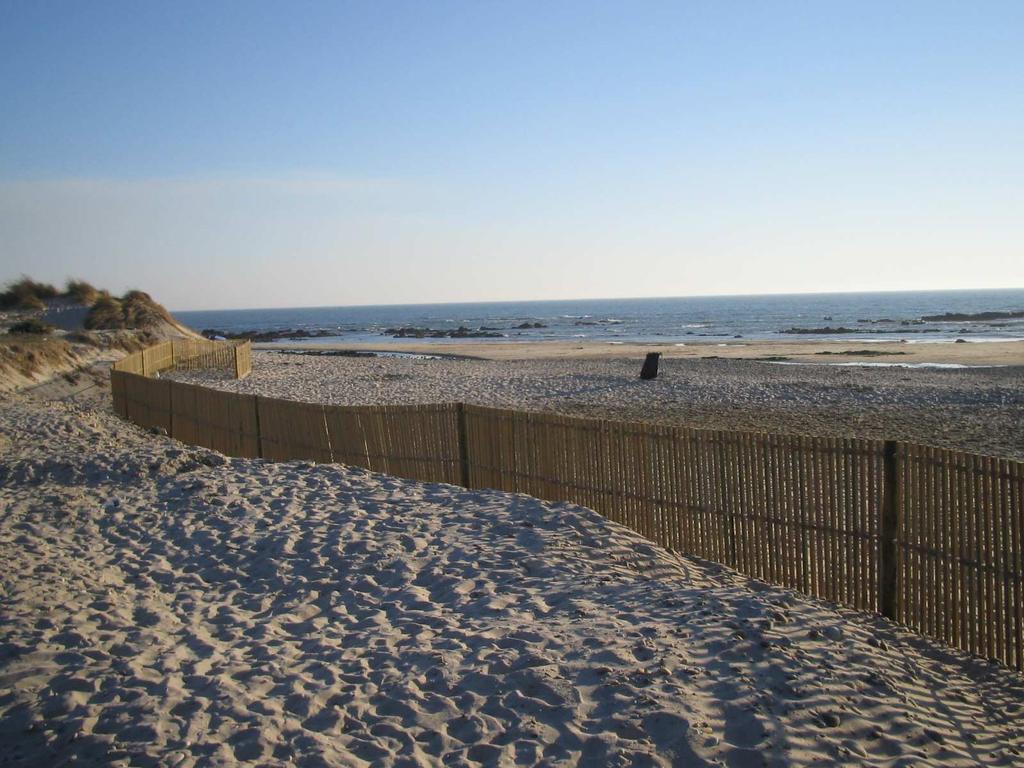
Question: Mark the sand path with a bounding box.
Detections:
[1,385,1023,766]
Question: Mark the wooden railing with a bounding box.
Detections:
[110,343,1024,671]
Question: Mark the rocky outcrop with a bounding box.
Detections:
[386,326,505,339]
[202,328,337,343]
[921,310,1024,322]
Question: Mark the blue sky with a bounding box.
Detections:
[1,1,1022,310]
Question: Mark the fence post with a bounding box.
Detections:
[879,440,899,621]
[456,402,470,488]
[717,433,738,568]
[254,395,264,460]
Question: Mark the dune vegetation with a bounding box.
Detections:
[0,275,184,334]
[0,276,102,311]
[0,277,61,310]
[63,278,101,305]
[0,276,195,390]
[7,318,55,335]
[84,289,179,331]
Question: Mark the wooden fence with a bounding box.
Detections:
[109,344,1024,671]
[112,339,252,378]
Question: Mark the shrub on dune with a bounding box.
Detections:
[64,279,100,305]
[85,290,177,330]
[16,294,46,311]
[122,290,177,328]
[2,276,189,337]
[8,319,55,335]
[84,295,126,329]
[0,277,60,310]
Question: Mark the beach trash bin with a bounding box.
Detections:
[640,352,661,380]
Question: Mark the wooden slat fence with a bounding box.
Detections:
[256,396,334,463]
[109,343,1024,671]
[896,446,1023,668]
[123,374,172,434]
[460,406,886,612]
[234,341,252,378]
[170,338,249,376]
[169,381,261,459]
[112,339,251,377]
[141,341,174,376]
[325,403,462,485]
[111,350,144,375]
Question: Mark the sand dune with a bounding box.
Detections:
[2,381,1023,765]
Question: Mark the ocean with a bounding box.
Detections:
[175,289,1024,346]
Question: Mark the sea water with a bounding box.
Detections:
[175,288,1024,345]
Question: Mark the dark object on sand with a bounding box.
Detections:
[8,319,54,335]
[640,352,661,380]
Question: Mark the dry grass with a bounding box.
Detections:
[7,319,54,335]
[1,277,105,310]
[84,290,178,331]
[0,335,74,379]
[0,275,194,390]
[84,295,125,329]
[2,276,195,340]
[0,277,60,310]
[0,329,156,387]
[64,279,100,305]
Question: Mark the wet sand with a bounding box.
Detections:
[258,338,1024,365]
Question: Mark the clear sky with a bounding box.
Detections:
[1,1,1022,310]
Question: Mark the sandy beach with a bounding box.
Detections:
[6,1,1024,763]
[179,346,1024,460]
[2,376,1024,766]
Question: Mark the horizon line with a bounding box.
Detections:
[171,285,1024,315]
